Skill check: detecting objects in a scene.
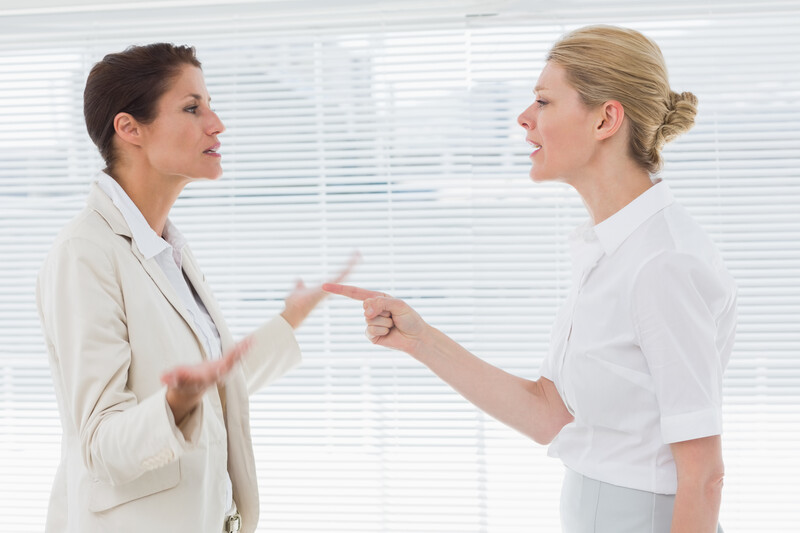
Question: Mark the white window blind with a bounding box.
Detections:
[1,1,798,531]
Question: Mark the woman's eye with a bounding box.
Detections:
[536,100,548,107]
[185,105,198,114]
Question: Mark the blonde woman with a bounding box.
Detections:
[325,26,735,532]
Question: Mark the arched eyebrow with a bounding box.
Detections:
[184,93,211,104]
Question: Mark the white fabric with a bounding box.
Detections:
[95,172,232,512]
[540,180,738,495]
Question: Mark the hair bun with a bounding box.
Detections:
[547,25,697,174]
[656,91,698,147]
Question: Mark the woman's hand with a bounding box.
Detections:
[161,336,252,425]
[322,283,429,355]
[281,252,360,329]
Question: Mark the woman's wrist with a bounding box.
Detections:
[166,388,197,426]
[280,307,301,329]
[408,323,441,362]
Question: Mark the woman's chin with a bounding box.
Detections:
[192,169,224,181]
[529,169,551,183]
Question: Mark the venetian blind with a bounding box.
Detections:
[0,1,798,531]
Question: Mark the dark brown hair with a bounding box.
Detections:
[83,43,202,174]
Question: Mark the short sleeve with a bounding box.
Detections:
[631,251,730,444]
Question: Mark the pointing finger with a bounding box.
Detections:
[323,283,389,302]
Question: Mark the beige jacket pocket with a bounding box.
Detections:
[87,460,181,512]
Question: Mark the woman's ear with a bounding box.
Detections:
[594,100,625,141]
[113,112,144,147]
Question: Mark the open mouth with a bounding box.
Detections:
[204,142,221,155]
[527,140,542,155]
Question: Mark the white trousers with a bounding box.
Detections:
[560,468,724,533]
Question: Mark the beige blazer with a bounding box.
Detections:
[37,183,301,533]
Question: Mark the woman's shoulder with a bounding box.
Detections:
[629,201,725,268]
[626,203,735,298]
[50,207,115,252]
[630,211,736,314]
[43,201,133,279]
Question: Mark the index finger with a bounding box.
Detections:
[322,283,388,301]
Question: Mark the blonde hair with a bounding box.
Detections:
[547,25,697,174]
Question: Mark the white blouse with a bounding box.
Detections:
[540,180,737,495]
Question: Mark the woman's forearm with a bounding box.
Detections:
[670,478,723,532]
[669,435,724,533]
[411,326,573,444]
[321,284,573,444]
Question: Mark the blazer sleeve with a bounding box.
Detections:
[37,236,201,487]
[242,314,302,396]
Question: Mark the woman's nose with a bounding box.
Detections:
[208,112,226,135]
[517,105,534,130]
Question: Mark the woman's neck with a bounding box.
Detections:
[109,166,187,237]
[569,158,654,225]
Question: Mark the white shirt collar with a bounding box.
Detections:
[95,172,185,262]
[161,218,188,269]
[593,179,674,256]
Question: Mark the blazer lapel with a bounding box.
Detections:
[180,245,260,523]
[173,244,263,513]
[180,246,234,353]
[131,247,210,358]
[180,246,238,410]
[87,183,211,360]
